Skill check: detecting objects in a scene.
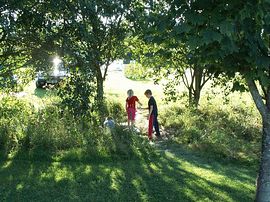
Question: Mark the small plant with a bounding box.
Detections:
[104,100,126,123]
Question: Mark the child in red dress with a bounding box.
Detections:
[126,89,142,128]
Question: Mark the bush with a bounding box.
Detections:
[0,97,151,160]
[124,63,149,81]
[104,99,126,123]
[0,97,35,152]
[27,105,84,152]
[159,100,261,163]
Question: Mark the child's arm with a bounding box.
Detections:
[137,100,143,109]
[125,101,128,111]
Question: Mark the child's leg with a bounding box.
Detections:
[148,115,154,140]
[131,108,136,127]
[127,108,132,127]
[153,115,161,137]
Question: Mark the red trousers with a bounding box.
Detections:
[148,115,154,140]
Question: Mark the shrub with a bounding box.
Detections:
[57,72,96,117]
[27,105,84,152]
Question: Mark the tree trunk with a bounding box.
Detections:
[188,87,193,107]
[246,78,270,201]
[194,67,203,108]
[187,67,203,108]
[256,91,270,201]
[193,88,201,108]
[256,115,270,202]
[96,68,104,104]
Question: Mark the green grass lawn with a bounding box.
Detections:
[0,145,256,202]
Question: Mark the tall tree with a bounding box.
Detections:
[1,0,133,106]
[56,0,132,104]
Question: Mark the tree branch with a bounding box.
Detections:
[182,70,190,89]
[0,29,7,43]
[259,79,268,100]
[246,77,267,119]
[102,59,111,81]
[182,74,189,89]
[190,68,195,92]
[201,72,213,88]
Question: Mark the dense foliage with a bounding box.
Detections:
[0,96,152,160]
[136,0,270,199]
[58,72,96,117]
[1,0,135,103]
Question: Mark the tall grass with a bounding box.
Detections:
[159,92,261,163]
[0,96,153,160]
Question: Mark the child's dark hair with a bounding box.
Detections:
[144,89,152,95]
[107,116,113,120]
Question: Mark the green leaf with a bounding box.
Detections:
[258,70,270,87]
[220,37,239,55]
[239,6,252,21]
[232,81,248,92]
[201,30,223,45]
[188,36,202,50]
[186,12,206,26]
[256,55,270,69]
[219,21,235,36]
[174,23,192,34]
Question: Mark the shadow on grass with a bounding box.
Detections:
[0,143,256,202]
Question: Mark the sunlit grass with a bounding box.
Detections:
[21,81,60,108]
